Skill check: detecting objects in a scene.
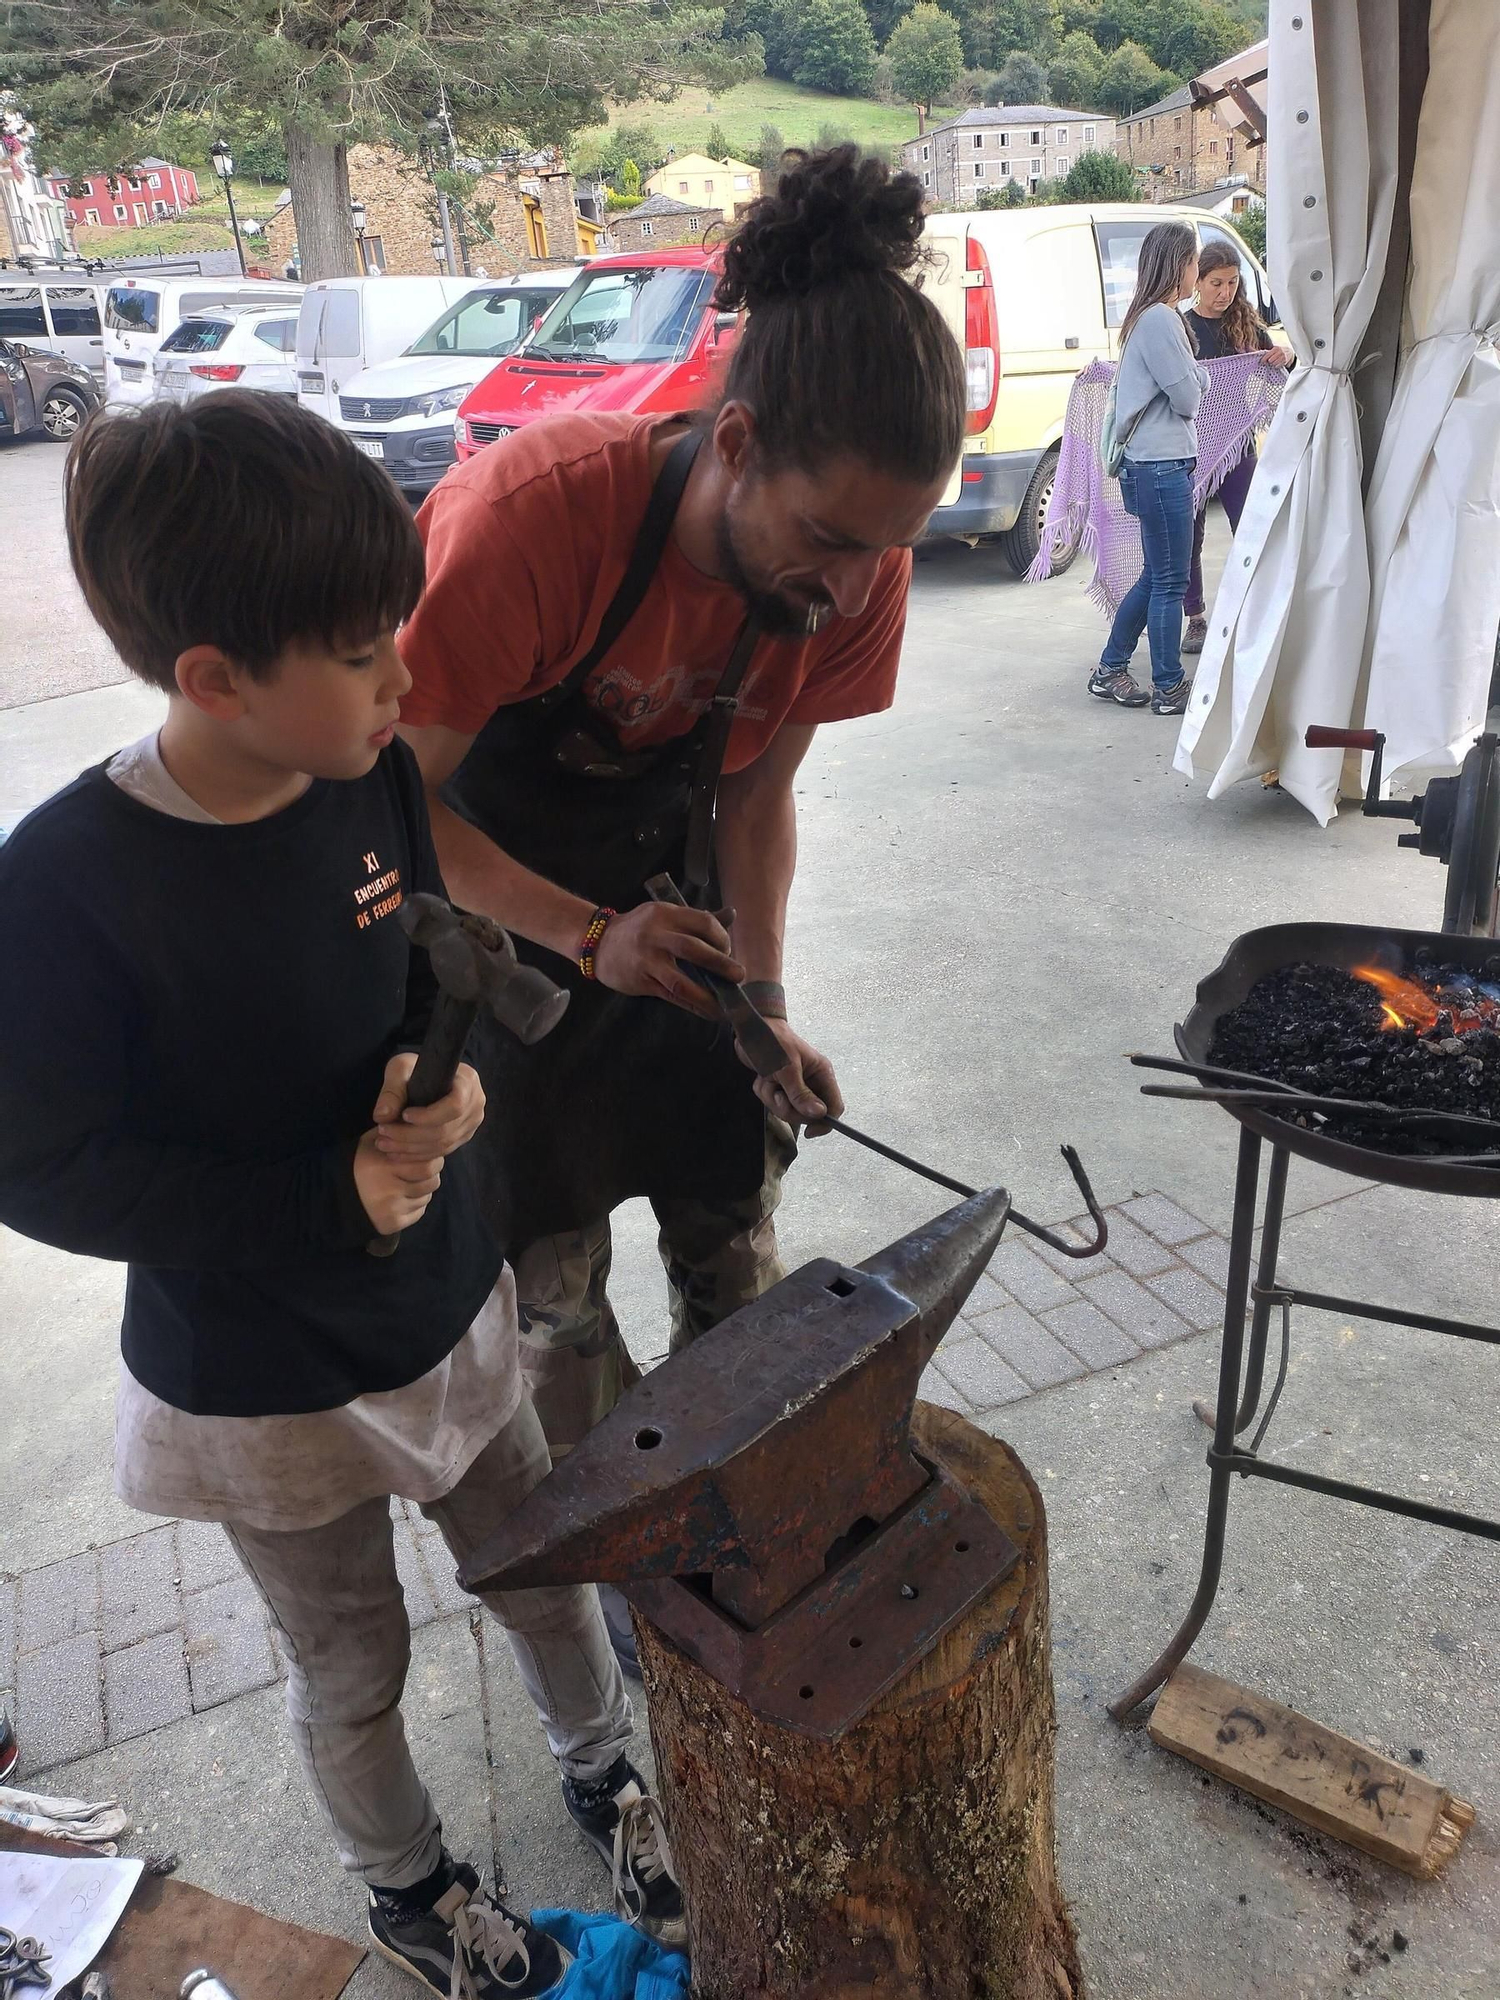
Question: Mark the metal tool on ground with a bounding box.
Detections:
[0,1928,51,1995]
[368,895,569,1256]
[179,1975,241,2000]
[643,871,1109,1261]
[466,1187,1023,1735]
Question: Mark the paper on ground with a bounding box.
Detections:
[0,1850,143,1986]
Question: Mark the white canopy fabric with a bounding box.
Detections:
[1359,0,1500,790]
[1174,0,1402,823]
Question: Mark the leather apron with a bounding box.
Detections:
[449,428,771,1253]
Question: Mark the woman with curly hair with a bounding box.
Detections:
[1180,239,1294,653]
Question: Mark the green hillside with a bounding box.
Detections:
[579,77,955,163]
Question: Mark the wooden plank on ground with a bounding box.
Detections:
[1150,1662,1475,1879]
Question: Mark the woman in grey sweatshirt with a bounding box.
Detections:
[1090,220,1209,715]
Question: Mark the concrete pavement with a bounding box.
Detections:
[0,436,1494,1997]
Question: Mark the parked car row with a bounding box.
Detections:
[0,336,101,443]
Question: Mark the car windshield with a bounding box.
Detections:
[527,266,713,365]
[159,319,231,354]
[105,287,160,333]
[409,289,543,357]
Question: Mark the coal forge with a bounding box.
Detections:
[1207,949,1500,1156]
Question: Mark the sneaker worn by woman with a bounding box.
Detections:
[369,1852,572,1998]
[1181,615,1208,655]
[1088,666,1151,708]
[1151,677,1194,716]
[562,1756,686,1950]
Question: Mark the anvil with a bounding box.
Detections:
[463,1186,1022,1736]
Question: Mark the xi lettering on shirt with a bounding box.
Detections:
[353,846,404,931]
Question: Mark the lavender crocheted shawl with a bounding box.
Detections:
[1026,353,1285,612]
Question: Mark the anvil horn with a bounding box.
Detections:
[459,1187,1011,1606]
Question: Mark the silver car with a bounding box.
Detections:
[152,306,300,403]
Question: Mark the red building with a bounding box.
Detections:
[46,158,200,230]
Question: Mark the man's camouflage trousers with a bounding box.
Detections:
[511,1118,798,1457]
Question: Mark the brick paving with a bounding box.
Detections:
[3,1188,1234,1780]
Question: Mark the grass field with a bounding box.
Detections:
[577,77,954,163]
[73,178,283,260]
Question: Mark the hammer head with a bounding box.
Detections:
[400,893,569,1045]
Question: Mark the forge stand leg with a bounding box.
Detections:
[1109,1126,1262,1723]
[635,1407,1083,2000]
[1192,1142,1290,1433]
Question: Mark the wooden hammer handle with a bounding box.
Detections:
[367,991,477,1257]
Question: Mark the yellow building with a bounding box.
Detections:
[645,152,759,223]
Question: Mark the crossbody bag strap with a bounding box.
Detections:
[681,615,762,902]
[553,427,704,700]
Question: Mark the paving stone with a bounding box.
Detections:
[104,1629,192,1743]
[1178,1233,1233,1288]
[1041,1301,1140,1371]
[16,1631,104,1771]
[932,1338,1029,1410]
[100,1527,179,1651]
[175,1516,241,1594]
[1077,1268,1195,1352]
[986,1240,1078,1313]
[1146,1265,1232,1333]
[0,1576,15,1675]
[1121,1192,1212,1247]
[1095,1210,1179,1279]
[426,1543,474,1618]
[917,1365,971,1413]
[970,1304,1086,1390]
[393,1514,439,1629]
[955,1271,1010,1324]
[183,1576,277,1711]
[17,1551,97,1655]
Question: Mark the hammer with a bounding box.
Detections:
[368,894,569,1256]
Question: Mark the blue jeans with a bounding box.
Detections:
[1102,456,1196,693]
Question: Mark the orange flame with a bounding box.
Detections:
[1353,963,1441,1032]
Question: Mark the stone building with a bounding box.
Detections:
[1115,61,1268,203]
[900,106,1115,210]
[607,193,711,254]
[264,143,583,278]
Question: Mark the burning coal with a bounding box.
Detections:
[1208,950,1500,1156]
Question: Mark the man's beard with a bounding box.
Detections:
[715,509,835,639]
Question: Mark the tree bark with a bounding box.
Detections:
[284,126,358,280]
[635,1405,1082,2000]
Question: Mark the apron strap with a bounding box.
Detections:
[682,614,762,901]
[554,426,704,700]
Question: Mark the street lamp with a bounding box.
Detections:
[350,197,368,274]
[431,231,447,271]
[209,139,246,277]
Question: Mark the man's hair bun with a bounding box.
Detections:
[715,144,927,314]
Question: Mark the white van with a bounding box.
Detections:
[329,274,573,498]
[0,278,106,378]
[294,277,475,426]
[919,202,1277,572]
[103,275,303,406]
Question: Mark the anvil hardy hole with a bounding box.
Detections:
[634,1426,663,1450]
[848,1636,863,1649]
[799,1685,815,1699]
[825,1275,856,1297]
[954,1540,970,1553]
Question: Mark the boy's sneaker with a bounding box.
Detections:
[369,1853,571,1997]
[562,1757,686,1950]
[0,1708,17,1783]
[1181,615,1208,655]
[1151,677,1194,716]
[1088,666,1150,707]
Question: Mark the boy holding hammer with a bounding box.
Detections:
[0,394,680,1996]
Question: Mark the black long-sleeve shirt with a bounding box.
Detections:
[0,741,501,1416]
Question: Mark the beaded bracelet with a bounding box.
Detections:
[578,906,616,981]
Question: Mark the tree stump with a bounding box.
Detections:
[634,1404,1081,2000]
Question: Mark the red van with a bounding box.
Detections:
[453,247,734,460]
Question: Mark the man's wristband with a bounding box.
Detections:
[743,979,788,1021]
[578,907,616,981]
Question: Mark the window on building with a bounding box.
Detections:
[1030,129,1041,145]
[362,233,387,272]
[128,174,143,190]
[133,203,147,224]
[704,179,714,193]
[640,220,654,237]
[1174,146,1182,161]
[923,171,931,186]
[0,286,47,338]
[734,174,751,190]
[1084,125,1095,144]
[153,201,168,216]
[148,173,161,188]
[523,198,548,259]
[973,133,984,149]
[85,208,100,226]
[973,163,985,178]
[998,132,1008,147]
[1209,138,1218,155]
[1174,167,1184,183]
[1174,117,1182,132]
[1055,127,1069,144]
[679,181,689,194]
[922,144,930,161]
[1056,157,1068,175]
[113,204,126,220]
[1030,157,1042,174]
[999,161,1010,177]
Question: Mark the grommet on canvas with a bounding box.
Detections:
[1292,14,1303,25]
[1311,269,1324,280]
[1298,412,1309,422]
[1303,195,1316,208]
[1297,111,1309,123]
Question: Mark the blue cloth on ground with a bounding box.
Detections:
[532,1909,691,1999]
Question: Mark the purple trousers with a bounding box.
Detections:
[1184,448,1258,618]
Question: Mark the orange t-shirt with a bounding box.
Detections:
[397,412,911,775]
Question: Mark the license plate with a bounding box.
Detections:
[356,439,384,459]
[118,361,145,377]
